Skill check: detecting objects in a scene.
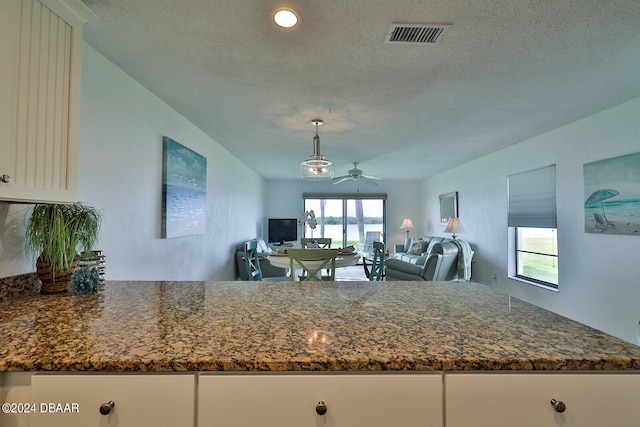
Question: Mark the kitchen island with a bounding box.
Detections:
[1,280,639,371]
[1,280,639,426]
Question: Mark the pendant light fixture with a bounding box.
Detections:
[300,119,334,181]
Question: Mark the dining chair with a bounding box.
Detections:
[358,231,381,256]
[244,240,289,281]
[368,241,385,281]
[301,238,332,248]
[288,248,339,281]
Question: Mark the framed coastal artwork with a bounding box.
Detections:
[583,151,640,235]
[439,191,458,224]
[162,137,207,238]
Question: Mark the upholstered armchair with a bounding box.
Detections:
[384,242,460,281]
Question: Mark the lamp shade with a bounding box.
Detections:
[400,218,413,237]
[300,157,334,180]
[444,217,465,239]
[400,218,414,230]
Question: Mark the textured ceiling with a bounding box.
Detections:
[80,0,640,180]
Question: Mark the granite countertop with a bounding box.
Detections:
[1,280,639,372]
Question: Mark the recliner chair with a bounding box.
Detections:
[383,242,460,281]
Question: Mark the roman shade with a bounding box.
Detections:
[507,165,557,228]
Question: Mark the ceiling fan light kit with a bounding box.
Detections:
[300,120,334,181]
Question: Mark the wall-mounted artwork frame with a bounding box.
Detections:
[162,137,207,238]
[584,151,640,235]
[439,191,458,224]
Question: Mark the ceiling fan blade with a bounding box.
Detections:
[362,175,381,181]
[332,177,351,184]
[363,177,380,185]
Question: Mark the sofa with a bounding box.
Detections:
[235,239,287,280]
[384,236,473,281]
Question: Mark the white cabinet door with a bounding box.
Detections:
[30,374,195,427]
[198,373,443,427]
[0,0,21,191]
[446,373,640,427]
[0,0,96,203]
[0,372,34,427]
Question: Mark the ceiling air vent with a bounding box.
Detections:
[384,23,450,45]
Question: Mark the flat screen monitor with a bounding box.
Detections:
[268,218,297,244]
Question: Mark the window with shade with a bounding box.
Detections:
[507,165,558,289]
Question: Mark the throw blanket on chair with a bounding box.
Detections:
[451,239,474,281]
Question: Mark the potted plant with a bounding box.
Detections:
[25,202,102,293]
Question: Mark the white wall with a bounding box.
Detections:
[420,96,640,343]
[77,45,265,280]
[264,179,422,247]
[0,44,265,281]
[0,204,31,277]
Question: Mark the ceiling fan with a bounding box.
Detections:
[333,162,381,188]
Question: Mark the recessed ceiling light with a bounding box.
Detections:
[273,8,299,28]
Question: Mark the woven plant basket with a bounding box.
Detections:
[36,256,79,294]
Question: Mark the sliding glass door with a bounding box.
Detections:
[303,194,386,253]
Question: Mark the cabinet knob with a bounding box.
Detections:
[315,401,327,415]
[99,401,115,415]
[0,174,10,183]
[550,399,566,413]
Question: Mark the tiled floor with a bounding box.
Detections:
[335,264,369,281]
[258,265,370,281]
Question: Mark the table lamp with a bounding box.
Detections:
[400,218,414,238]
[444,217,465,239]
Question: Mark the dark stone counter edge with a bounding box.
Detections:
[2,357,640,373]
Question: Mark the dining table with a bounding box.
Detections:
[266,250,361,279]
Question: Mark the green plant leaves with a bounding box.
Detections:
[25,203,102,275]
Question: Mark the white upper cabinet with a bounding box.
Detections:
[0,0,97,203]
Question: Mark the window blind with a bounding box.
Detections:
[507,165,557,228]
[303,193,387,200]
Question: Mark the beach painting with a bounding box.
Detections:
[162,137,207,238]
[584,151,640,235]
